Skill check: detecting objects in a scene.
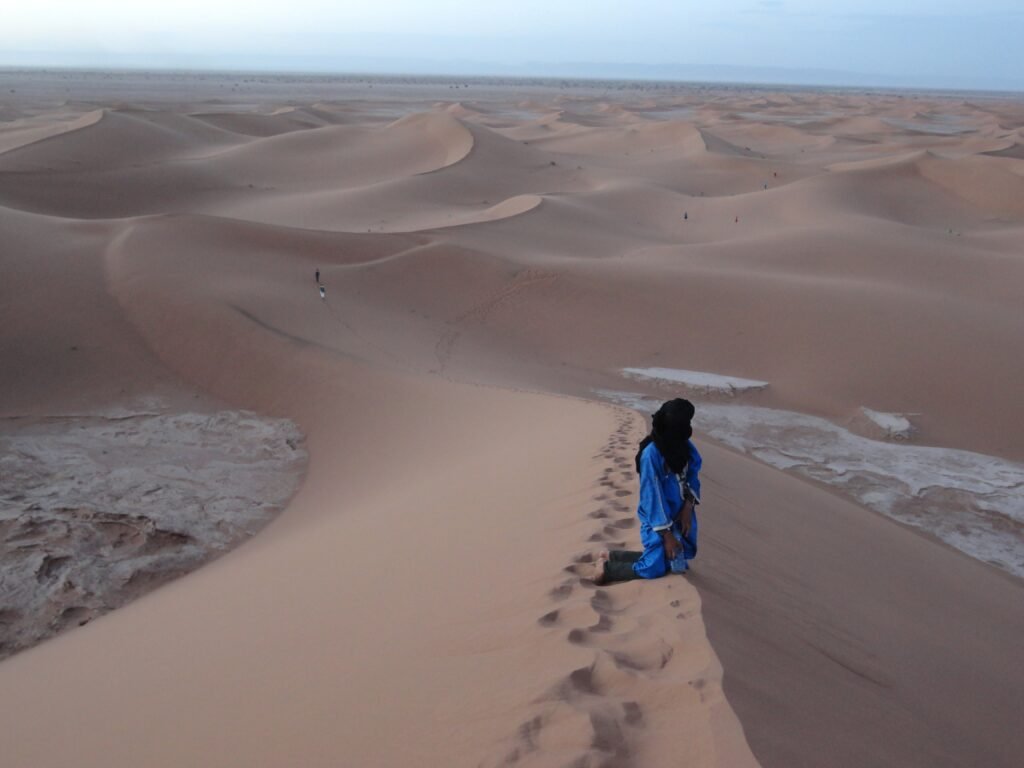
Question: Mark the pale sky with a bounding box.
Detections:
[3,1,1023,90]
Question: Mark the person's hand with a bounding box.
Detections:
[680,499,695,537]
[661,530,681,560]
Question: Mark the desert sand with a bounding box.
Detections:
[1,70,1023,767]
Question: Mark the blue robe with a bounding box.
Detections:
[632,440,702,579]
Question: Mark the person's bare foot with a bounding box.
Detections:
[592,552,610,585]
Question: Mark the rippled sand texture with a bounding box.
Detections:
[1,72,1023,768]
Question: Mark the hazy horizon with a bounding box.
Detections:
[4,1,1023,93]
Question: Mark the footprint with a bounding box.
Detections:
[564,563,593,577]
[590,589,624,615]
[622,701,643,726]
[550,582,574,601]
[517,714,544,751]
[589,711,629,758]
[538,610,560,627]
[610,643,674,672]
[606,522,637,538]
[564,663,599,696]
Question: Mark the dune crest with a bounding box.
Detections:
[387,110,476,169]
[0,108,105,156]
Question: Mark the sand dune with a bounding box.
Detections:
[0,108,241,172]
[188,107,330,136]
[208,118,576,231]
[0,110,475,218]
[825,150,1024,221]
[206,110,474,187]
[2,72,1022,768]
[701,119,835,155]
[983,139,1024,159]
[0,108,105,155]
[917,152,1024,217]
[529,119,709,156]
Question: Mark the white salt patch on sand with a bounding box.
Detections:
[595,390,1024,579]
[622,367,769,396]
[861,407,915,439]
[738,111,839,125]
[883,116,974,135]
[0,409,306,658]
[637,107,697,120]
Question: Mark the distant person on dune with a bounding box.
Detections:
[315,268,320,284]
[319,284,326,300]
[595,398,702,584]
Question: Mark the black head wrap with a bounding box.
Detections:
[635,398,694,475]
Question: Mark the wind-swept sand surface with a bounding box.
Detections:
[1,70,1023,767]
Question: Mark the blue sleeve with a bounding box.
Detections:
[639,446,673,531]
[685,441,702,504]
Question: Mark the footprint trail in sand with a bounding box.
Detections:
[494,408,735,768]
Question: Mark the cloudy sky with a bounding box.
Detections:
[3,1,1022,90]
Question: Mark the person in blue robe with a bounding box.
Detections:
[597,398,702,583]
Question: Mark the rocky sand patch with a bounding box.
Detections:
[0,407,306,658]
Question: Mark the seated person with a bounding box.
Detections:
[597,398,701,584]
